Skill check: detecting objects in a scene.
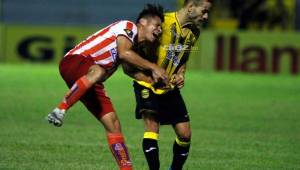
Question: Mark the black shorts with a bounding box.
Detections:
[133,81,189,125]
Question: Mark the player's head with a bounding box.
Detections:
[136,4,164,42]
[183,0,212,28]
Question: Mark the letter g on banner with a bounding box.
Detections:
[17,36,54,62]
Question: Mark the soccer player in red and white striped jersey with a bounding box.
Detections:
[65,20,137,71]
[46,4,165,170]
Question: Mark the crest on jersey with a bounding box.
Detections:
[141,89,149,99]
[124,29,133,38]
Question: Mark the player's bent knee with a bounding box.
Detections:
[101,112,122,133]
[177,129,191,141]
[87,65,106,83]
[175,122,191,141]
[178,132,191,142]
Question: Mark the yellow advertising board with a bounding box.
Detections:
[190,31,300,74]
[1,24,300,75]
[3,24,97,63]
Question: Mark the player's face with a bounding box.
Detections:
[188,1,212,28]
[143,16,162,42]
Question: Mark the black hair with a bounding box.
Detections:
[136,4,164,23]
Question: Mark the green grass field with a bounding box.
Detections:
[0,64,299,170]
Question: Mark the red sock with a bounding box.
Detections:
[58,76,92,110]
[107,133,132,170]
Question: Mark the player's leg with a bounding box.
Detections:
[133,82,161,170]
[101,112,132,170]
[142,110,160,170]
[158,89,190,170]
[170,121,191,170]
[81,84,132,170]
[57,64,105,111]
[47,55,106,126]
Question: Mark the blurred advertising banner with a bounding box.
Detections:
[1,24,95,63]
[190,31,300,75]
[1,24,299,75]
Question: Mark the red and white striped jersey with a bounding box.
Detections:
[66,20,138,70]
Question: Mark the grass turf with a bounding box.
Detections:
[0,64,299,170]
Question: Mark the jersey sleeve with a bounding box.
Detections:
[113,20,138,43]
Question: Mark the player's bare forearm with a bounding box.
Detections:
[119,50,167,84]
[117,36,156,71]
[117,36,167,83]
[119,49,156,71]
[133,72,153,83]
[122,62,154,83]
[170,64,186,89]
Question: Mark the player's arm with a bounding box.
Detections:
[171,64,186,89]
[177,64,186,76]
[117,36,167,83]
[122,62,154,84]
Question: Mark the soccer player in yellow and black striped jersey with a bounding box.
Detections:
[123,0,212,169]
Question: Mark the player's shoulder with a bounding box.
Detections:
[164,12,176,18]
[115,20,137,29]
[164,12,177,22]
[119,20,136,26]
[112,20,138,40]
[163,12,181,30]
[182,23,200,38]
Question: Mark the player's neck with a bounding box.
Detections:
[176,9,190,26]
[137,25,146,42]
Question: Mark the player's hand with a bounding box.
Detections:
[170,73,185,89]
[151,64,168,84]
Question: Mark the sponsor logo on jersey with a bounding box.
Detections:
[110,48,118,61]
[164,44,189,52]
[165,46,180,67]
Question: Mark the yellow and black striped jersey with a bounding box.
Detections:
[135,12,200,94]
